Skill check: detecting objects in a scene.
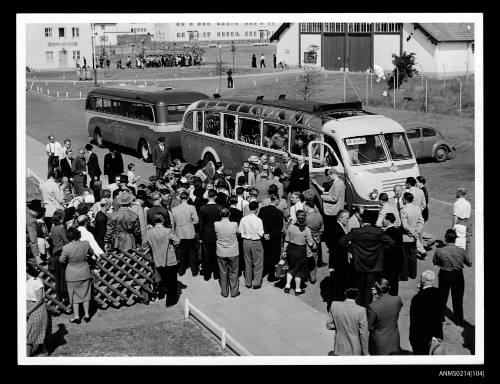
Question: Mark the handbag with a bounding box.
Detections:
[274,258,289,279]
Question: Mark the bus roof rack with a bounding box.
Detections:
[278,94,286,100]
[312,101,363,114]
[213,93,221,98]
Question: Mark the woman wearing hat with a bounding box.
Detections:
[59,227,93,323]
[104,192,141,252]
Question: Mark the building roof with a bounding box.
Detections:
[270,23,290,42]
[414,23,474,43]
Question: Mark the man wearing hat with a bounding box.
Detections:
[105,192,141,252]
[152,136,170,178]
[112,174,131,200]
[236,161,256,187]
[72,148,88,195]
[104,148,124,185]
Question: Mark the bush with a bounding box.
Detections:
[387,52,419,90]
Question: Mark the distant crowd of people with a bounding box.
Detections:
[26,134,473,356]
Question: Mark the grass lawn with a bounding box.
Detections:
[48,319,230,357]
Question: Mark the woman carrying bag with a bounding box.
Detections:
[280,210,316,295]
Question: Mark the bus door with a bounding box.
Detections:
[307,141,344,210]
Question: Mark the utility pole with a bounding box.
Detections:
[91,23,97,86]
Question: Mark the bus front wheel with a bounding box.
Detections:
[138,139,152,163]
[94,128,103,148]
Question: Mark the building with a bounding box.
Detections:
[152,22,278,43]
[26,23,93,70]
[270,22,474,76]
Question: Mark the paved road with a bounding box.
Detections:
[23,90,478,356]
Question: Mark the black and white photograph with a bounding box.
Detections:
[17,13,484,367]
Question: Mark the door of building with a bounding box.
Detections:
[58,50,68,68]
[346,33,371,72]
[323,34,345,71]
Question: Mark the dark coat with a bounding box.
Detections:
[329,221,349,270]
[409,287,443,353]
[105,207,141,251]
[152,144,170,169]
[258,204,284,239]
[104,152,124,178]
[228,207,243,225]
[383,226,404,277]
[86,152,102,178]
[199,203,222,243]
[340,225,394,273]
[287,163,309,193]
[93,210,108,250]
[215,192,229,208]
[60,157,73,178]
[367,294,403,355]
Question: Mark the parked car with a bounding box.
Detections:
[402,122,456,162]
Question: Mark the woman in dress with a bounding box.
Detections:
[281,210,315,295]
[49,209,69,303]
[59,226,92,323]
[26,262,48,356]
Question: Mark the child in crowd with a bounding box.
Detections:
[127,163,140,190]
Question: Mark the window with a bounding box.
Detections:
[101,25,105,30]
[238,118,261,145]
[309,142,339,167]
[405,128,421,139]
[207,32,210,37]
[144,105,154,122]
[262,122,289,151]
[217,32,220,37]
[374,23,401,33]
[422,128,437,137]
[102,98,112,113]
[343,135,387,165]
[120,101,133,117]
[245,32,248,37]
[290,126,322,157]
[132,103,145,120]
[44,27,52,37]
[254,31,257,36]
[94,97,103,111]
[167,105,188,122]
[177,33,180,38]
[184,112,194,130]
[45,51,54,63]
[72,50,80,60]
[72,27,79,38]
[223,115,236,139]
[384,133,413,160]
[300,23,322,33]
[111,100,121,114]
[203,32,206,37]
[222,32,225,37]
[58,27,65,38]
[231,32,234,36]
[204,112,221,136]
[181,33,185,38]
[196,112,203,131]
[323,23,345,33]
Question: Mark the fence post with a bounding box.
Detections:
[66,91,69,98]
[275,77,278,83]
[221,327,227,350]
[343,71,346,102]
[184,299,190,319]
[134,79,137,84]
[45,81,48,86]
[370,72,373,96]
[458,78,462,117]
[47,89,50,96]
[253,80,256,87]
[73,81,76,86]
[79,91,82,98]
[425,79,428,113]
[57,91,59,98]
[145,81,147,86]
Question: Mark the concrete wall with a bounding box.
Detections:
[436,42,474,77]
[26,23,93,70]
[300,33,322,68]
[373,34,400,70]
[402,23,438,74]
[276,23,299,67]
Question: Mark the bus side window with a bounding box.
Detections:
[184,112,194,130]
[87,97,96,111]
[264,122,288,151]
[204,112,221,136]
[94,97,103,112]
[102,98,112,113]
[223,114,236,140]
[111,100,121,115]
[290,126,321,157]
[238,118,261,145]
[120,101,133,118]
[132,103,145,120]
[144,105,154,122]
[196,111,203,132]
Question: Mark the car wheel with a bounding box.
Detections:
[138,139,152,163]
[203,153,216,179]
[434,146,448,162]
[94,128,103,148]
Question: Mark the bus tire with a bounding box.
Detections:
[94,128,104,148]
[138,139,152,163]
[203,152,217,179]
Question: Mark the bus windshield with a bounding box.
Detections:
[343,135,387,165]
[383,132,413,161]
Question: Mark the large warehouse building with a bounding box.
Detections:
[271,22,474,76]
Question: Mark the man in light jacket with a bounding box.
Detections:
[400,192,424,281]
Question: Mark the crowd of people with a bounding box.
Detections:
[26,134,473,356]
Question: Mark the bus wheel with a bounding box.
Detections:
[94,128,103,148]
[203,153,216,179]
[138,139,152,163]
[434,146,448,162]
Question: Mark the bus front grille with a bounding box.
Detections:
[381,177,407,193]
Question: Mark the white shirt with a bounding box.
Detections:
[238,213,264,240]
[453,197,471,219]
[236,196,249,212]
[26,276,44,302]
[289,201,304,224]
[46,141,64,158]
[77,226,104,255]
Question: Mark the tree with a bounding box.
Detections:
[387,51,419,89]
[296,66,321,100]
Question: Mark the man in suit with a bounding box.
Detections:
[254,172,272,203]
[367,278,403,355]
[376,192,401,228]
[340,210,395,307]
[391,184,405,220]
[103,148,124,185]
[85,144,101,190]
[406,177,426,212]
[72,148,88,195]
[152,136,170,178]
[409,270,443,354]
[60,148,74,179]
[199,189,222,280]
[328,209,350,301]
[258,194,284,282]
[287,155,309,193]
[93,198,110,250]
[400,192,424,280]
[280,152,295,194]
[235,161,256,187]
[326,287,369,356]
[381,213,404,296]
[171,191,200,276]
[214,180,230,208]
[104,192,141,252]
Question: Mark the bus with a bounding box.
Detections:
[180,96,420,211]
[85,85,208,162]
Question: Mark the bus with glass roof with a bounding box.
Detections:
[85,85,208,162]
[180,96,419,211]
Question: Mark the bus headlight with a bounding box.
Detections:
[369,189,379,200]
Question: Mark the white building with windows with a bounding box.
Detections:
[26,23,92,70]
[152,22,278,43]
